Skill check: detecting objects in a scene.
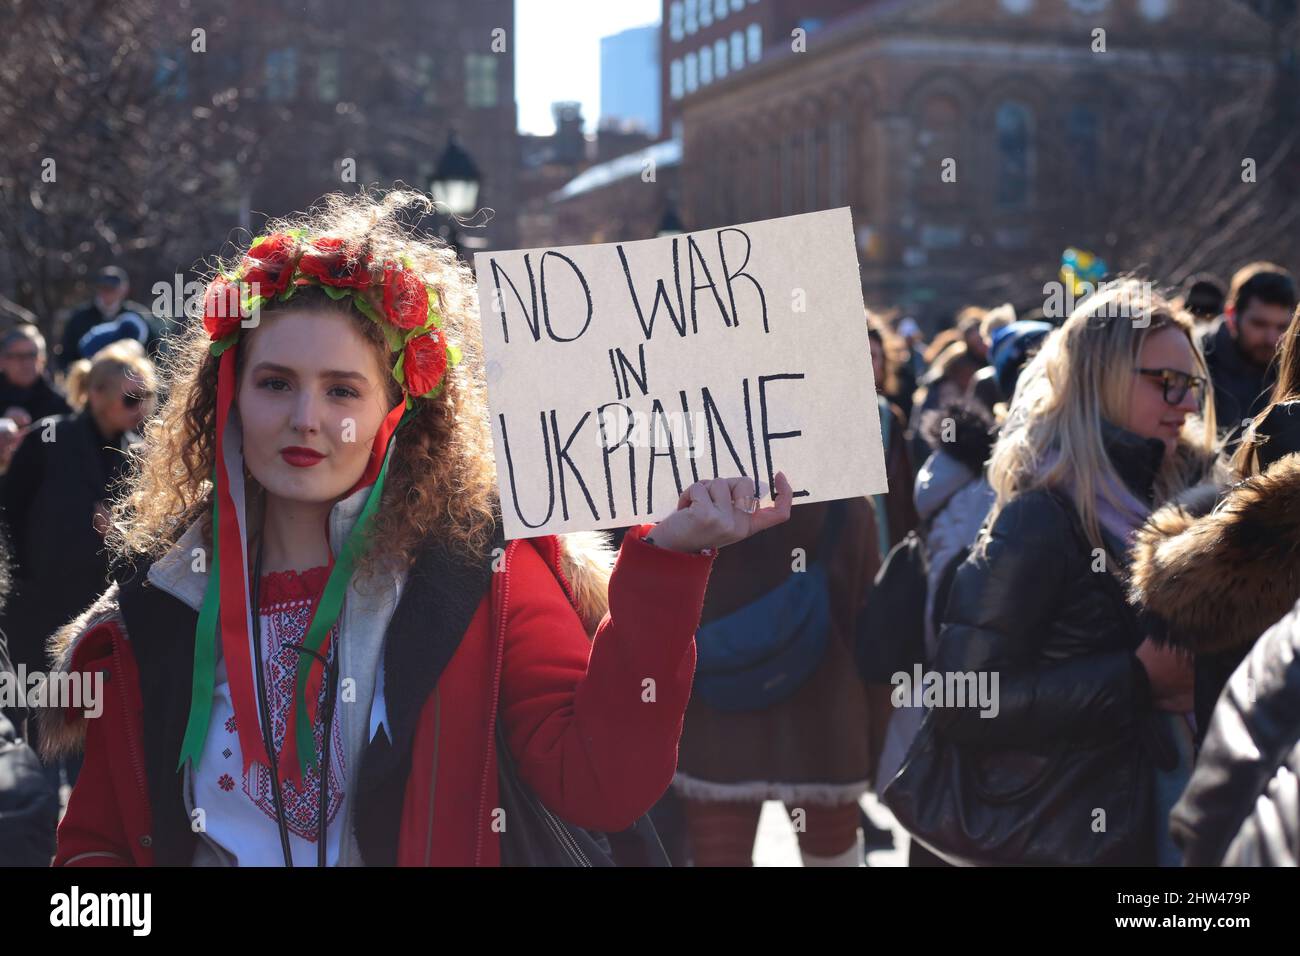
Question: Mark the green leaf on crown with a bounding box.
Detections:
[210,332,238,357]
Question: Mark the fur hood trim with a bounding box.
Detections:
[1129,455,1300,653]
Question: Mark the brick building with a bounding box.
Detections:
[661,0,866,137]
[678,0,1290,327]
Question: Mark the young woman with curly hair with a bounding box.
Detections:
[41,190,790,866]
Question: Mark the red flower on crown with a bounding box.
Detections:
[203,276,244,340]
[297,237,373,289]
[240,233,298,298]
[403,328,449,396]
[381,262,429,330]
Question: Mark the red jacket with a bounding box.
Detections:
[48,525,713,866]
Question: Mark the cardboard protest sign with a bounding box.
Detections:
[473,207,887,539]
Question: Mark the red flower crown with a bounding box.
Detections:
[202,230,462,404]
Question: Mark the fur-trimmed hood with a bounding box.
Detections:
[1130,455,1300,653]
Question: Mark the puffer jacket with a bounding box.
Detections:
[932,423,1176,751]
[1171,598,1300,865]
[925,425,1185,862]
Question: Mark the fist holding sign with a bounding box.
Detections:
[472,208,887,543]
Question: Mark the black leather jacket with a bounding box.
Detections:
[1172,599,1300,865]
[925,426,1172,864]
[933,424,1158,751]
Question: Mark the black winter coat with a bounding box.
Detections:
[1199,320,1274,440]
[1171,598,1300,865]
[931,425,1164,857]
[0,412,130,674]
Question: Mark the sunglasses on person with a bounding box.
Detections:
[1135,367,1207,406]
[121,389,155,409]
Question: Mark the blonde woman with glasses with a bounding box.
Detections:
[883,281,1216,866]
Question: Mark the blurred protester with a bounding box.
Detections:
[910,341,981,471]
[985,319,1053,413]
[956,306,990,365]
[871,400,996,866]
[1179,273,1227,326]
[970,304,1016,411]
[921,326,963,367]
[0,325,72,440]
[867,314,920,553]
[884,283,1216,866]
[1170,596,1300,865]
[0,528,60,865]
[890,315,925,417]
[57,266,158,372]
[673,499,882,866]
[1199,262,1295,440]
[0,339,156,788]
[1131,302,1300,745]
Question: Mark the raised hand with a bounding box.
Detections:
[646,472,794,553]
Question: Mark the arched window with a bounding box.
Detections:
[917,94,960,206]
[995,101,1033,207]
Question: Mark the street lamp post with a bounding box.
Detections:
[429,131,482,257]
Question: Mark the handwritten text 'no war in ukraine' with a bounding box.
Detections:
[487,226,813,529]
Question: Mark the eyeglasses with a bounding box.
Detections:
[121,390,155,409]
[1135,367,1207,406]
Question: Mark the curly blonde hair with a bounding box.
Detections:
[107,188,500,576]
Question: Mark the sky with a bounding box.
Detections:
[515,0,661,135]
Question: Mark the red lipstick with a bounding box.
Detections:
[280,446,325,467]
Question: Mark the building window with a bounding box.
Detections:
[918,95,961,207]
[828,120,847,207]
[684,51,698,93]
[731,0,744,10]
[685,0,698,34]
[670,2,684,42]
[700,45,713,85]
[265,48,298,101]
[700,0,712,27]
[714,39,728,78]
[318,50,341,102]
[995,101,1033,207]
[715,0,729,19]
[731,30,744,70]
[746,23,762,63]
[412,53,437,106]
[670,59,684,100]
[1066,105,1099,189]
[466,54,498,108]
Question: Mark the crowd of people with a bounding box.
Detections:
[1,213,1298,866]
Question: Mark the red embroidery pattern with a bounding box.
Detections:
[241,566,346,843]
[218,774,235,792]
